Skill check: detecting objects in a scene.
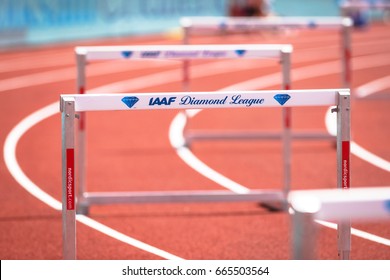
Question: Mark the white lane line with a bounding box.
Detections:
[0,60,178,93]
[91,59,271,93]
[0,53,73,74]
[168,53,390,246]
[2,36,390,93]
[77,215,184,260]
[0,38,176,73]
[351,143,390,172]
[356,75,390,98]
[89,48,390,94]
[168,111,251,194]
[316,220,390,246]
[221,52,390,91]
[3,102,183,260]
[3,103,63,211]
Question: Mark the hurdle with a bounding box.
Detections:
[180,16,352,88]
[61,89,350,259]
[75,44,292,214]
[180,16,352,147]
[289,187,390,260]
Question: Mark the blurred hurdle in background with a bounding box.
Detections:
[179,16,352,150]
[180,16,352,88]
[289,187,390,260]
[61,89,350,259]
[340,0,390,26]
[75,44,292,215]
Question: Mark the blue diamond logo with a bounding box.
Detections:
[274,94,291,105]
[121,96,139,108]
[121,51,133,58]
[235,50,246,56]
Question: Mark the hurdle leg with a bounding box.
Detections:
[259,51,292,212]
[291,210,317,259]
[341,21,352,89]
[76,53,89,215]
[336,91,351,259]
[282,51,292,209]
[181,25,192,147]
[61,96,77,260]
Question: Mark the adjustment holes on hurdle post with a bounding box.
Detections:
[330,106,339,149]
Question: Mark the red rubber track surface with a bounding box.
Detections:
[0,24,389,260]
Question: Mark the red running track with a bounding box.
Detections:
[0,23,390,260]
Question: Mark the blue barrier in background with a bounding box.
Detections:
[0,0,345,47]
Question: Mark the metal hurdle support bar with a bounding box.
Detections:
[75,44,292,215]
[289,187,390,260]
[61,89,350,259]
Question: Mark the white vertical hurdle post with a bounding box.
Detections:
[61,96,77,260]
[182,24,190,92]
[181,24,192,142]
[336,90,351,259]
[282,50,292,207]
[341,18,352,89]
[76,51,87,211]
[61,89,348,259]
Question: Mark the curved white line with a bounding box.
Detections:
[355,74,390,98]
[316,220,390,246]
[4,103,63,210]
[350,142,390,172]
[76,215,184,260]
[0,60,178,93]
[168,111,251,194]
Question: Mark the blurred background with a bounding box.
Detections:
[2,0,387,48]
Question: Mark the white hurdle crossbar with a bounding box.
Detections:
[289,187,390,260]
[61,89,350,259]
[75,44,292,214]
[180,16,352,147]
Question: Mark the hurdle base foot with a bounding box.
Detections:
[259,201,284,212]
[76,203,90,215]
